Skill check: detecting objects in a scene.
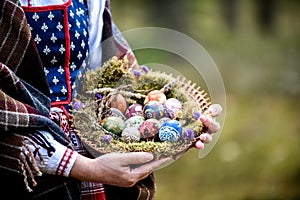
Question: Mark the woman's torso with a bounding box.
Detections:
[22,0,89,113]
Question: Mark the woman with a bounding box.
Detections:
[0,0,221,199]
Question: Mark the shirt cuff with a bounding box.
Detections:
[24,131,78,177]
[51,144,78,177]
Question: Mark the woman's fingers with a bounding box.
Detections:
[207,104,222,117]
[116,152,154,166]
[200,115,221,133]
[132,157,170,174]
[200,133,213,143]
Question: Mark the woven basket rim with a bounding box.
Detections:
[72,57,211,159]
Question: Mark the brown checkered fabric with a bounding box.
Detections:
[0,0,73,193]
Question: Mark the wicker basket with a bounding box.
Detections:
[72,56,212,159]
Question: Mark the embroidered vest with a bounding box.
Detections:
[23,0,89,113]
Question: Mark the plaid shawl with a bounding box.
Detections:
[0,0,156,199]
[0,0,73,192]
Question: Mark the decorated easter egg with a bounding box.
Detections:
[101,116,126,135]
[144,90,167,105]
[125,115,145,130]
[105,108,126,120]
[143,101,164,119]
[107,93,128,113]
[158,120,182,142]
[125,103,143,118]
[159,117,171,124]
[163,98,182,119]
[121,127,141,142]
[139,119,161,140]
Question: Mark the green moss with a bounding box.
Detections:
[97,56,131,89]
[74,56,211,159]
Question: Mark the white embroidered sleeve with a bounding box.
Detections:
[24,131,78,177]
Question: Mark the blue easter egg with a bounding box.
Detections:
[158,120,182,142]
[143,101,164,119]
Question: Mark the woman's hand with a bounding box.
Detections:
[173,104,222,160]
[70,152,169,187]
[194,104,222,149]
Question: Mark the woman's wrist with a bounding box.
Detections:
[69,153,101,182]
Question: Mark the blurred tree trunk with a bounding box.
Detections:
[255,0,277,33]
[145,0,188,31]
[221,0,238,31]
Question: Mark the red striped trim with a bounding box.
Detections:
[81,192,106,200]
[51,5,73,108]
[51,100,71,108]
[81,182,106,200]
[63,6,72,109]
[59,105,71,119]
[56,148,74,176]
[22,0,71,12]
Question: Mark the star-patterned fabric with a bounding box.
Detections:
[23,0,89,109]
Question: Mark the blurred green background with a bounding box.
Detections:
[110,0,300,199]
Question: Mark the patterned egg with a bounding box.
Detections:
[107,93,128,113]
[163,98,182,119]
[159,117,171,124]
[158,120,182,142]
[121,127,141,142]
[144,90,167,105]
[143,101,164,119]
[101,116,126,135]
[125,115,145,130]
[125,103,143,118]
[139,119,161,140]
[105,108,126,120]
